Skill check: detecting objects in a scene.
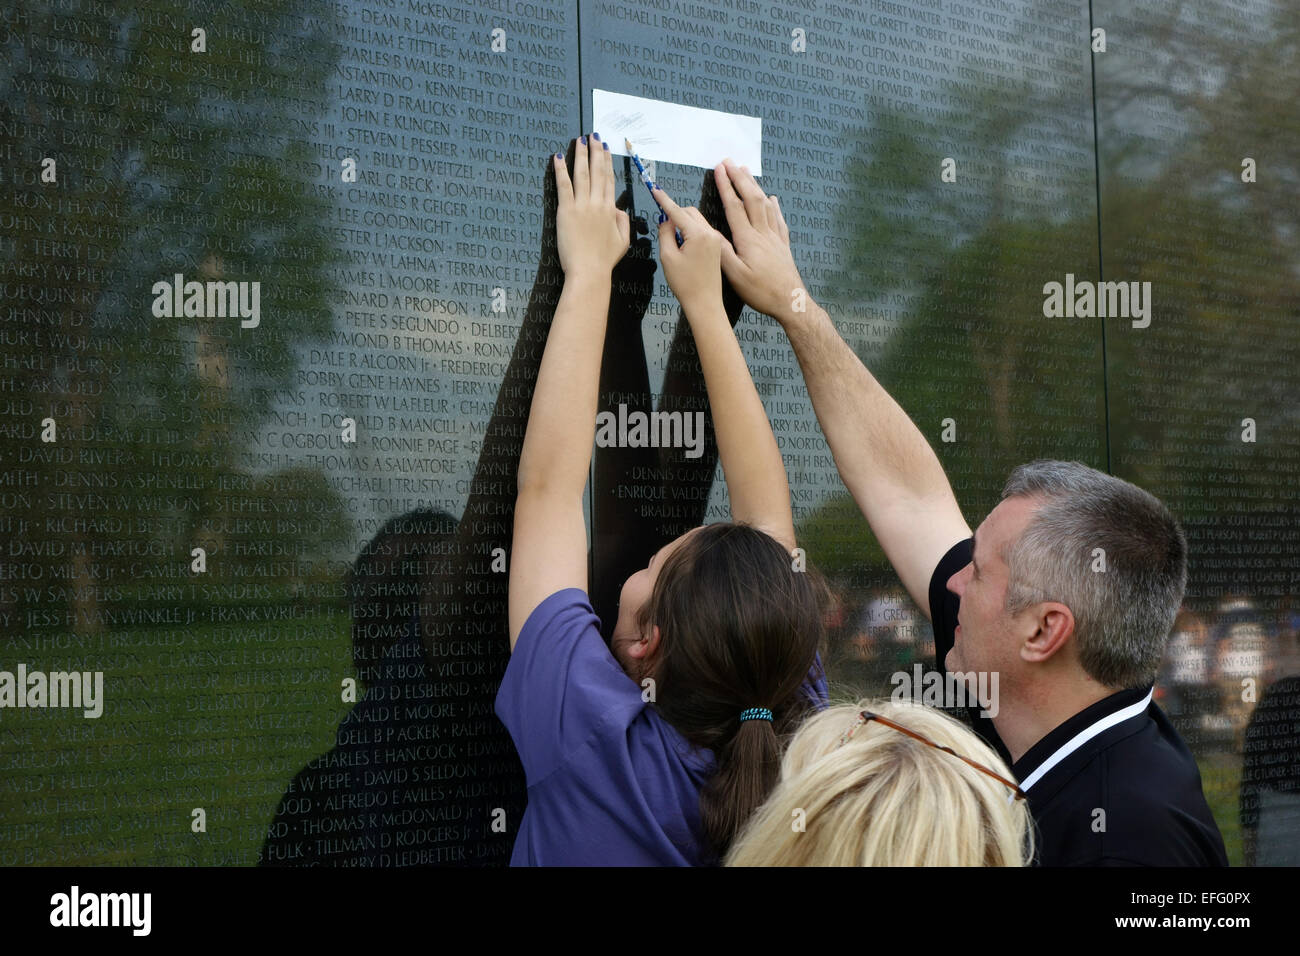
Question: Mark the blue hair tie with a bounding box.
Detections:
[739,707,773,723]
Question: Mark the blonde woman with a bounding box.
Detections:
[726,700,1032,866]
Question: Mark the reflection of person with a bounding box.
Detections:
[264,140,740,866]
[710,158,1226,866]
[1160,609,1214,724]
[496,134,827,865]
[861,587,924,672]
[1240,625,1300,866]
[727,700,1031,866]
[860,588,909,641]
[1212,595,1267,747]
[831,587,928,699]
[836,595,881,693]
[260,509,493,866]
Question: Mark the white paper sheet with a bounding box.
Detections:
[592,89,763,176]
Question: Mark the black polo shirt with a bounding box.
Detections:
[928,537,1228,867]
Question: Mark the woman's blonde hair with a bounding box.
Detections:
[725,699,1033,866]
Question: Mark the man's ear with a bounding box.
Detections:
[1020,602,1074,664]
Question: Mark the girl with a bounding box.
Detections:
[496,133,828,865]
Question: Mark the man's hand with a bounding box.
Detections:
[554,134,630,279]
[652,184,724,315]
[714,159,808,325]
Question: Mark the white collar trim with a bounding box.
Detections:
[1015,687,1155,796]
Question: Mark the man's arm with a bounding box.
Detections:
[714,159,969,615]
[652,185,796,552]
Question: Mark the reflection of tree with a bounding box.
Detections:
[808,3,1300,606]
[825,33,1104,520]
[0,1,345,632]
[785,17,1100,638]
[796,493,884,592]
[1094,4,1300,595]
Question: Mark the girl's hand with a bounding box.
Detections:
[652,185,723,314]
[554,134,630,278]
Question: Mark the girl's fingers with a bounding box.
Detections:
[588,132,605,200]
[651,184,684,220]
[573,135,590,197]
[656,212,675,242]
[651,186,698,240]
[656,213,678,252]
[553,152,572,208]
[595,134,615,205]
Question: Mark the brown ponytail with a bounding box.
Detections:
[700,714,785,853]
[636,523,828,856]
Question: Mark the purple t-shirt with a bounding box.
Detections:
[496,587,829,867]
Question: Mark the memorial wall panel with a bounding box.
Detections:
[0,0,581,865]
[1095,0,1300,865]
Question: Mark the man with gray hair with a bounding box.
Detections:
[713,158,1226,866]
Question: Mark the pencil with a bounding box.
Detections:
[625,138,682,245]
[624,138,660,209]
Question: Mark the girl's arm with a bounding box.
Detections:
[652,185,796,553]
[509,135,630,649]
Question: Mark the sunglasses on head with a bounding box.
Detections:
[836,709,1026,801]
